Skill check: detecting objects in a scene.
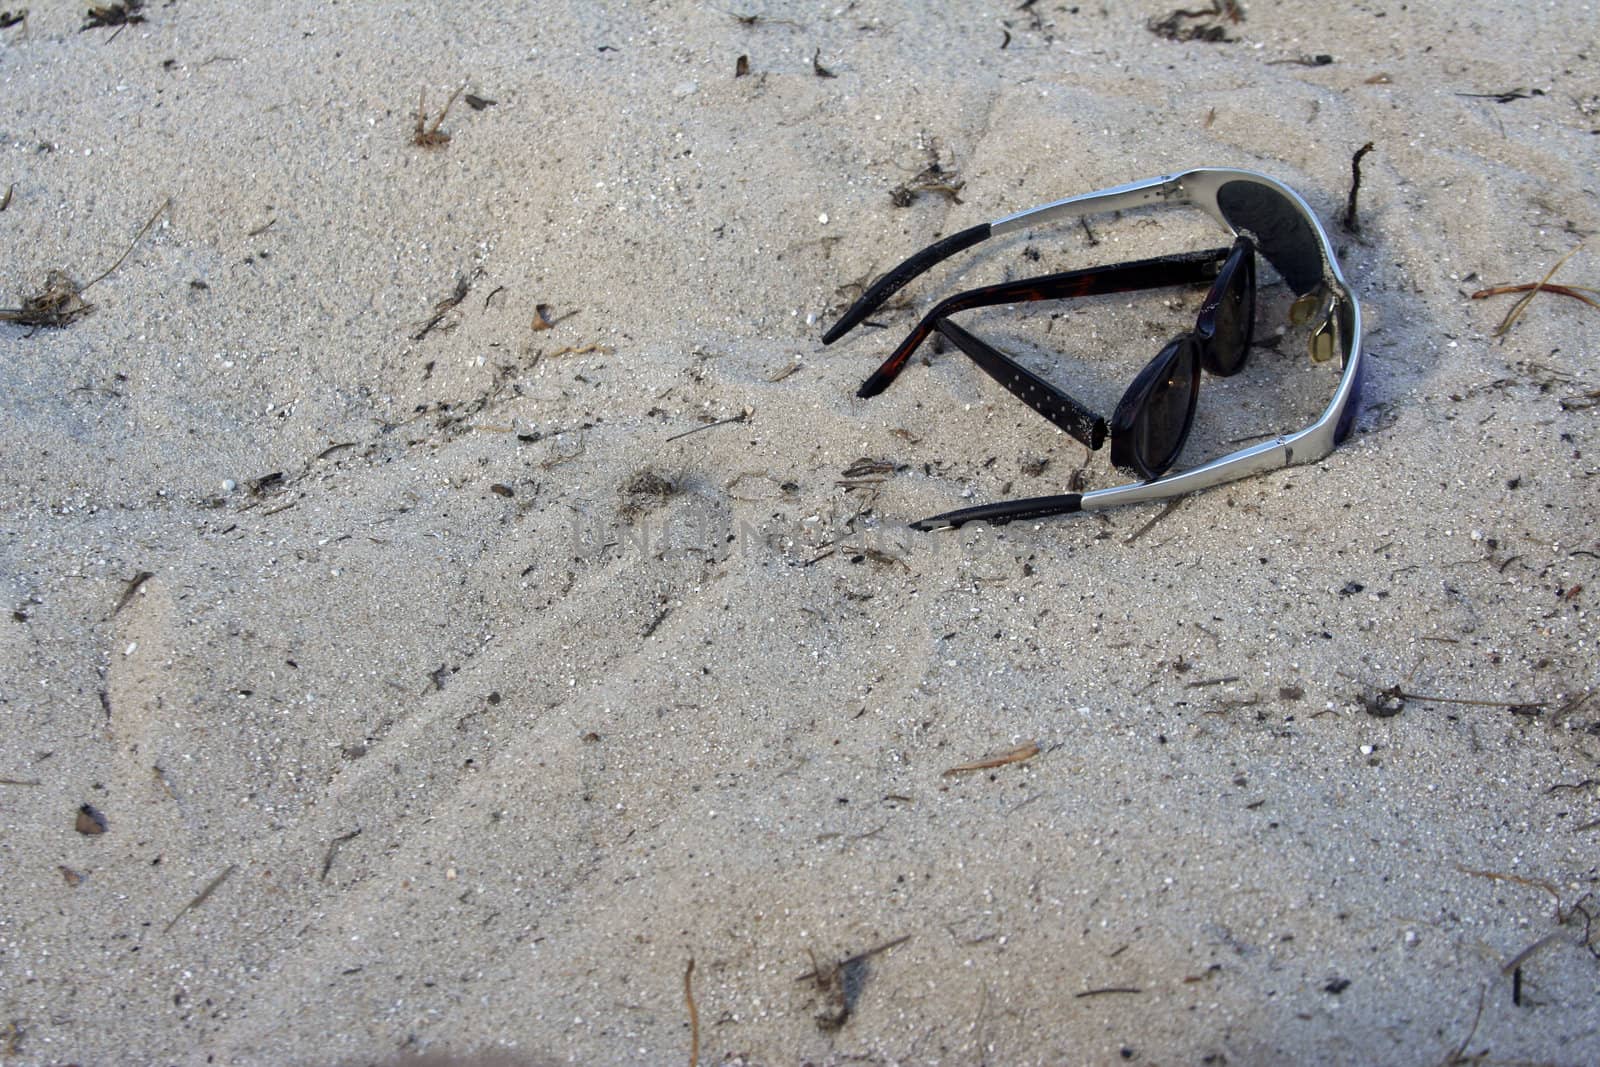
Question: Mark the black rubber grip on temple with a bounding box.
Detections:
[821,222,991,344]
[910,493,1084,531]
[934,318,1108,450]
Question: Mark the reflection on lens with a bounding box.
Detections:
[1216,181,1320,295]
[1139,342,1198,474]
[1211,261,1252,375]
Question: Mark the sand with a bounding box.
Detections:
[2,2,1598,1064]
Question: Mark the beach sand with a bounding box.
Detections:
[2,2,1598,1064]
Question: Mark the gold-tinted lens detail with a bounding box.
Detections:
[1309,324,1338,363]
[1289,292,1321,326]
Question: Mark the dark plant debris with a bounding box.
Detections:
[841,457,897,478]
[75,803,108,835]
[0,11,27,30]
[1147,0,1243,43]
[1,270,92,329]
[1456,87,1544,104]
[83,1,142,31]
[811,48,836,78]
[529,303,580,331]
[1267,53,1334,67]
[798,935,910,1032]
[735,54,750,77]
[413,273,475,340]
[1,198,168,331]
[111,570,154,616]
[463,92,496,111]
[246,471,285,496]
[1344,142,1375,233]
[1361,684,1406,718]
[620,469,679,520]
[890,140,965,207]
[320,828,361,881]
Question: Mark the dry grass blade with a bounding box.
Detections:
[414,82,467,147]
[163,863,237,932]
[942,741,1040,777]
[1,198,169,330]
[1490,241,1587,336]
[1471,281,1600,308]
[1456,864,1563,913]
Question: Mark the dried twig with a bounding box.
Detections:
[1435,986,1487,1067]
[164,863,236,932]
[1397,689,1544,712]
[1456,864,1562,913]
[412,273,474,341]
[1344,142,1375,233]
[542,343,612,360]
[320,827,361,881]
[666,408,751,442]
[111,570,154,617]
[942,742,1040,777]
[684,958,700,1067]
[795,934,911,982]
[1124,498,1184,545]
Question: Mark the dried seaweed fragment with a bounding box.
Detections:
[2,198,168,331]
[1147,0,1243,42]
[0,270,92,328]
[413,82,466,147]
[83,1,142,30]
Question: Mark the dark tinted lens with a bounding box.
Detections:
[1207,254,1254,375]
[1216,180,1321,295]
[1137,341,1198,474]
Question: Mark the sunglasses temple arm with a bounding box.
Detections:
[911,493,1084,532]
[933,317,1107,449]
[858,246,1234,398]
[820,223,992,344]
[830,174,1189,345]
[989,175,1185,238]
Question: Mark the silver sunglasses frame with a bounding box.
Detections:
[824,168,1364,527]
[978,168,1363,516]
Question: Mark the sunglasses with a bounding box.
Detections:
[821,169,1364,530]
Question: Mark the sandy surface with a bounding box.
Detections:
[2,2,1599,1065]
